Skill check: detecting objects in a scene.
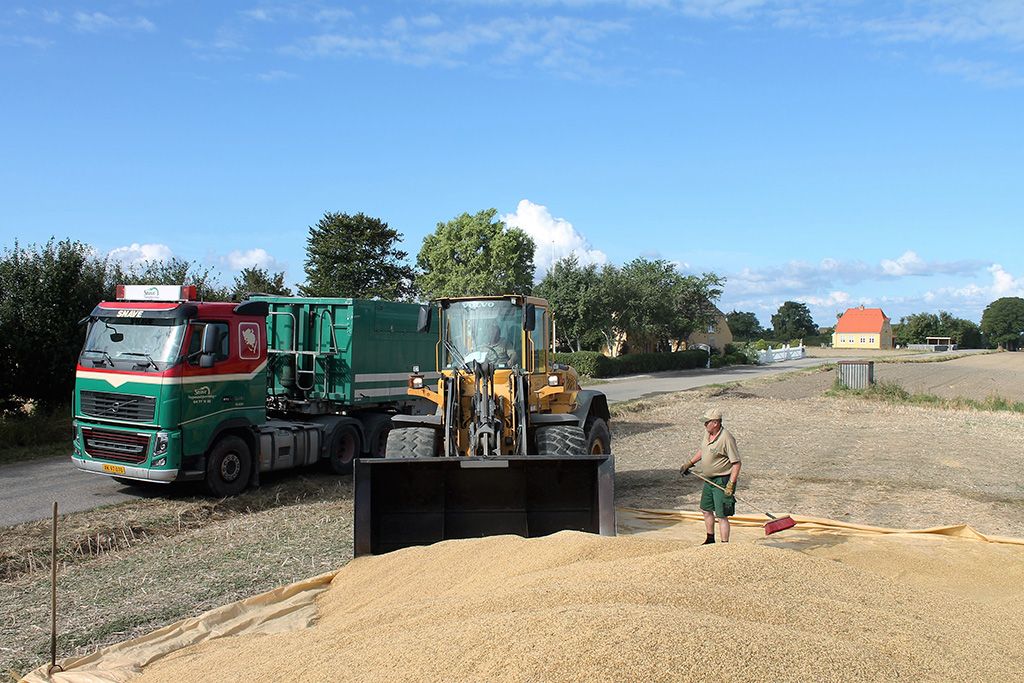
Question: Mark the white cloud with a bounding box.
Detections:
[951,264,1024,299]
[801,290,851,307]
[108,243,174,265]
[880,250,927,277]
[73,12,155,33]
[935,58,1024,89]
[501,199,607,274]
[223,248,281,271]
[256,69,296,81]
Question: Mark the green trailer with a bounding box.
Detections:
[71,287,437,496]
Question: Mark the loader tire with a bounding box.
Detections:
[584,416,611,455]
[535,425,586,456]
[384,427,439,458]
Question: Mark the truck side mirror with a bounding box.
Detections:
[523,304,536,332]
[201,324,219,354]
[417,305,432,333]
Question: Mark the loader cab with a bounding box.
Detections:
[439,296,547,372]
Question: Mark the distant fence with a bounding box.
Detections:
[756,344,806,365]
[907,343,957,352]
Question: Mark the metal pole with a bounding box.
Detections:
[48,501,63,676]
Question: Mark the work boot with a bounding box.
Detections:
[702,534,715,545]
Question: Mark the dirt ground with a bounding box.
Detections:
[746,351,1024,401]
[613,360,1024,537]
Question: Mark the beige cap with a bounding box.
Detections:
[701,407,723,423]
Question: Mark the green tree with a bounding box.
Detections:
[0,239,113,411]
[300,212,415,299]
[725,310,764,341]
[980,297,1024,350]
[230,266,292,301]
[535,255,611,352]
[896,311,983,348]
[416,209,535,299]
[896,312,940,344]
[610,258,723,354]
[119,257,229,301]
[771,301,817,341]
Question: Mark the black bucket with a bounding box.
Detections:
[353,454,615,556]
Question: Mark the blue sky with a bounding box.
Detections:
[2,1,1022,327]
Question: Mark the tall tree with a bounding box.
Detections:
[0,239,113,411]
[610,258,723,353]
[535,255,610,352]
[230,266,292,301]
[416,209,535,299]
[725,310,764,342]
[980,297,1024,350]
[771,301,817,340]
[300,212,415,299]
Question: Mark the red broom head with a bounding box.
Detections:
[764,515,796,536]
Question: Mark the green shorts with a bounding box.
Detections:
[700,475,736,517]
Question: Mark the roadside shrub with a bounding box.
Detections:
[554,350,708,378]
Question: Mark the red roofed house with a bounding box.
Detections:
[832,306,893,350]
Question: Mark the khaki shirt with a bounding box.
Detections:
[699,427,740,478]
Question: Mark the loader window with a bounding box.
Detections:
[443,300,522,369]
[530,309,548,372]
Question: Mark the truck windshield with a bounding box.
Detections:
[81,318,186,370]
[442,300,522,369]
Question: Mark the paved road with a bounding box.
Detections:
[0,350,979,526]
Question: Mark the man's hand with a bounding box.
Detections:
[680,462,693,476]
[724,480,735,497]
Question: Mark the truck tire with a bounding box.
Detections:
[327,423,362,475]
[535,425,586,456]
[205,435,252,497]
[584,416,611,455]
[384,427,438,458]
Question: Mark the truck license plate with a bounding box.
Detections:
[102,464,126,475]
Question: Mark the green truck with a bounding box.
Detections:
[71,285,437,496]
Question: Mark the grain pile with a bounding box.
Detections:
[137,532,1024,683]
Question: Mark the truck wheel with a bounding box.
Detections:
[384,427,438,458]
[205,435,252,497]
[327,423,361,475]
[584,416,611,455]
[535,425,586,456]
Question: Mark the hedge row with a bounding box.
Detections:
[553,349,710,378]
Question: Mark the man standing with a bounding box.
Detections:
[680,407,741,544]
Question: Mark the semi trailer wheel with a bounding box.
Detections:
[384,427,439,458]
[327,423,362,475]
[535,425,587,455]
[584,416,611,455]
[205,435,252,497]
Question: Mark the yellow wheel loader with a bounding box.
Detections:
[353,295,615,555]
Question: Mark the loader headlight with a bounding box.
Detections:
[411,376,424,389]
[547,374,561,387]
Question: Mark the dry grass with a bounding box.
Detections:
[0,474,354,679]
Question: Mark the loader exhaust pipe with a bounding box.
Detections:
[353,454,615,556]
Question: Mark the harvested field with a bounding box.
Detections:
[132,531,1024,683]
[7,356,1024,679]
[747,351,1023,402]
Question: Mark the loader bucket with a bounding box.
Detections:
[353,454,615,556]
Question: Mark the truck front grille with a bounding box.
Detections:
[82,427,151,463]
[80,391,156,423]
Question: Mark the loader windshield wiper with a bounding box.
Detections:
[82,348,115,367]
[444,338,467,370]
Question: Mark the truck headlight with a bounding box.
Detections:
[154,431,170,456]
[71,419,79,441]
